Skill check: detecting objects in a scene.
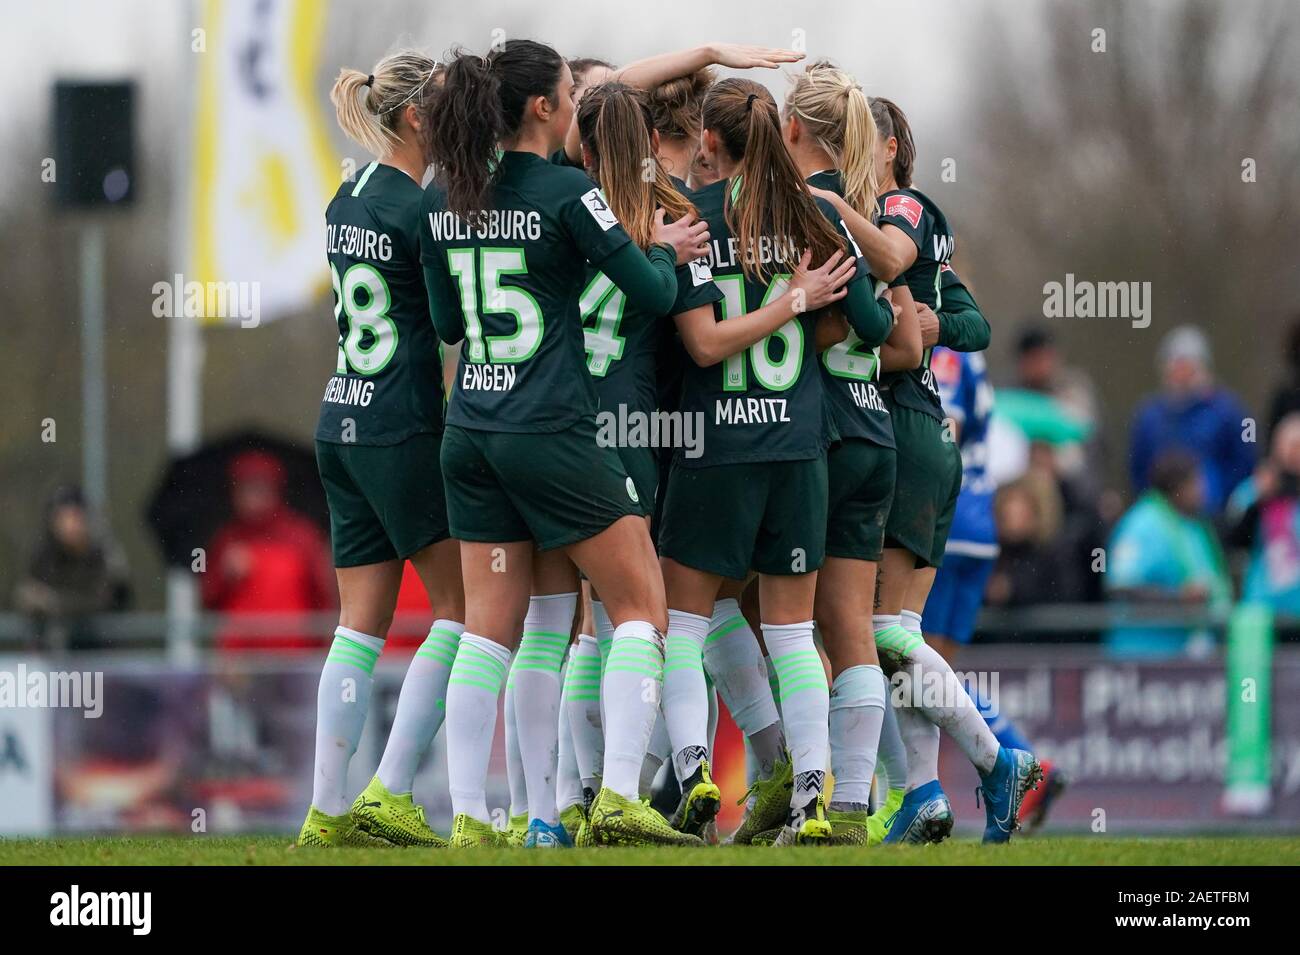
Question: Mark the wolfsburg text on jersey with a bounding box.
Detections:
[427,209,543,242]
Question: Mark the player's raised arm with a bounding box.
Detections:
[614,42,804,91]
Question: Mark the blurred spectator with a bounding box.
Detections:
[200,451,334,652]
[985,479,1070,608]
[1266,316,1300,440]
[12,486,131,651]
[1025,442,1109,603]
[1129,325,1254,515]
[1015,324,1101,431]
[1225,412,1300,618]
[1105,450,1232,657]
[1015,324,1106,498]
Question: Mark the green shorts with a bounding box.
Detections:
[316,432,451,568]
[658,456,828,579]
[616,444,658,519]
[825,438,896,562]
[441,417,641,550]
[883,405,961,568]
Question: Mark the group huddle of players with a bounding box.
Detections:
[298,36,1049,851]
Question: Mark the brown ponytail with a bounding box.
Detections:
[702,78,844,282]
[577,83,696,249]
[425,40,564,222]
[869,96,915,189]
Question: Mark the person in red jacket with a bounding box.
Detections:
[201,451,335,651]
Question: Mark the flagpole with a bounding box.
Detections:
[166,0,203,667]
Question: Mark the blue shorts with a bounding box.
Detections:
[923,552,995,644]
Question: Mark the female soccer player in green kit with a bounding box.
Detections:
[419,40,713,848]
[657,78,895,846]
[814,97,1041,845]
[299,52,468,849]
[777,63,922,847]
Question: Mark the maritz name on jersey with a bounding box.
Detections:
[428,209,542,242]
[716,397,790,424]
[849,381,889,413]
[327,223,392,261]
[323,375,375,407]
[462,362,517,392]
[707,235,798,271]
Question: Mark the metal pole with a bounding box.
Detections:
[80,221,107,515]
[166,0,202,667]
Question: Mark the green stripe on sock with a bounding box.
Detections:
[704,616,746,644]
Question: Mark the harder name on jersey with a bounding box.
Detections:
[427,209,543,242]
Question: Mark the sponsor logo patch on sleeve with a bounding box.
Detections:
[688,258,713,287]
[882,194,923,230]
[580,187,619,231]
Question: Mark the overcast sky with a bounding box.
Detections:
[0,0,994,208]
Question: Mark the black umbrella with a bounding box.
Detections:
[145,429,328,567]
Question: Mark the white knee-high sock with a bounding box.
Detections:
[564,634,604,792]
[601,620,665,799]
[514,593,577,825]
[762,621,830,809]
[875,693,909,792]
[503,672,527,817]
[663,609,712,781]
[444,632,511,821]
[875,614,939,790]
[312,626,384,816]
[704,599,785,774]
[592,601,615,722]
[640,709,671,797]
[556,655,584,813]
[903,643,1001,776]
[829,664,887,808]
[376,620,464,794]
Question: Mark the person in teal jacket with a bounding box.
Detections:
[1106,450,1232,656]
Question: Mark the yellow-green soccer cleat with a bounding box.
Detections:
[823,808,871,846]
[449,813,510,849]
[350,776,447,848]
[668,759,723,837]
[727,757,793,845]
[749,827,782,846]
[297,806,392,848]
[866,787,906,846]
[772,792,832,846]
[590,788,705,847]
[560,803,586,844]
[505,812,529,847]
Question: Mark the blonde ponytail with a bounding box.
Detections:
[785,65,879,218]
[331,51,439,159]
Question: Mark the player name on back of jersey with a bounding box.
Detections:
[715,396,791,425]
[427,209,543,242]
[326,223,394,262]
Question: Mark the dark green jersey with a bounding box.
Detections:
[316,161,444,446]
[583,257,721,419]
[808,170,895,450]
[655,177,696,417]
[936,263,990,352]
[419,151,634,433]
[877,187,955,420]
[676,178,830,468]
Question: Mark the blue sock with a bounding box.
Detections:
[973,688,1031,753]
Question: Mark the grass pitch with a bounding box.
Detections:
[3,835,1297,866]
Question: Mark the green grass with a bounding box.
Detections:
[3,836,1297,866]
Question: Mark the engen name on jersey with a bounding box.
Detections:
[428,209,542,242]
[327,223,393,261]
[462,362,517,392]
[715,396,791,425]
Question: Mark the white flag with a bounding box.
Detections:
[186,0,336,323]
